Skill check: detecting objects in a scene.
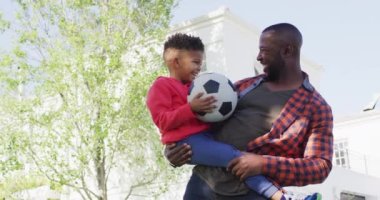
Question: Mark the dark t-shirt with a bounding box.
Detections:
[194,83,295,196]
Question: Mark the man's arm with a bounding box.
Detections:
[228,103,334,186]
[164,143,192,167]
[263,115,334,186]
[228,153,332,187]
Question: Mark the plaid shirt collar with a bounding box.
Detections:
[238,72,314,99]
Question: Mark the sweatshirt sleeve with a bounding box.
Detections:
[146,79,197,132]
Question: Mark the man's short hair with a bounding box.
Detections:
[263,23,303,47]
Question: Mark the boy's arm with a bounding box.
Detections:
[147,80,196,131]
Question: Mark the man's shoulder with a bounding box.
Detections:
[307,89,332,115]
[234,74,265,91]
[235,74,264,84]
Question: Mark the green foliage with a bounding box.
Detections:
[0,0,178,199]
[0,13,10,32]
[0,172,48,199]
[0,132,24,174]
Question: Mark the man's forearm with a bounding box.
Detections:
[261,156,332,186]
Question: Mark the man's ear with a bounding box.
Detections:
[282,45,294,57]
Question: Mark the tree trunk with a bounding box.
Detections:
[95,139,107,200]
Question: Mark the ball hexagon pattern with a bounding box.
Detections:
[188,72,238,122]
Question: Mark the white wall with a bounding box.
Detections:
[171,8,323,87]
[223,12,260,82]
[334,112,380,178]
[13,186,61,200]
[285,111,380,200]
[286,167,380,200]
[170,7,380,200]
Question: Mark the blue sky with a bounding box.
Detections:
[171,0,380,118]
[1,0,379,118]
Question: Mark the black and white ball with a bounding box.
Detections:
[188,72,238,122]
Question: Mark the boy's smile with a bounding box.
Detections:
[175,50,204,83]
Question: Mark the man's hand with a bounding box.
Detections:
[164,143,192,167]
[227,152,264,181]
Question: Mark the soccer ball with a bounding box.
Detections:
[188,72,238,122]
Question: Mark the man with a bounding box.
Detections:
[165,23,333,199]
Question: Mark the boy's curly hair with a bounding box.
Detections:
[164,33,204,51]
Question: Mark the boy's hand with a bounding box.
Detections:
[189,92,217,113]
[164,143,192,167]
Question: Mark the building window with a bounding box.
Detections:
[341,192,365,200]
[334,139,350,168]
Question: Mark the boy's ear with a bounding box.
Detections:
[164,49,180,68]
[165,57,178,70]
[173,57,180,68]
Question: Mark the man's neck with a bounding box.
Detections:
[265,69,303,92]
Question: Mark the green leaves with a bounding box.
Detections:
[1,0,177,199]
[19,30,38,44]
[0,13,10,32]
[68,0,95,8]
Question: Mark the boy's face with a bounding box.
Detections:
[175,50,203,83]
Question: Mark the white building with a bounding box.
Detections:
[8,6,380,200]
[171,7,323,87]
[287,109,380,200]
[171,7,380,200]
[334,110,380,178]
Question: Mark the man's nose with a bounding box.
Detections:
[256,55,261,61]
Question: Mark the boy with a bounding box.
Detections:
[146,33,320,200]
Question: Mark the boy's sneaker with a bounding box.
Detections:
[281,192,322,200]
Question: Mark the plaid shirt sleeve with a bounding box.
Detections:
[261,97,334,186]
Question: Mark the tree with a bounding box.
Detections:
[0,0,179,199]
[0,13,10,32]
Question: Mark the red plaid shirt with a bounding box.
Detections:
[235,73,334,187]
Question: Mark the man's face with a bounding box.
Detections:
[176,50,203,83]
[256,31,285,81]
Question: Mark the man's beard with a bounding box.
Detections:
[265,59,285,82]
